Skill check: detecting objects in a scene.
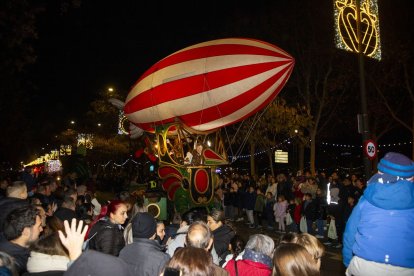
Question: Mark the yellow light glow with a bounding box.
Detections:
[334,0,381,60]
[77,134,94,149]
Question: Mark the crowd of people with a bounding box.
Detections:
[213,166,365,250]
[0,151,413,275]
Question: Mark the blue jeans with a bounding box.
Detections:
[306,219,314,234]
[316,219,325,236]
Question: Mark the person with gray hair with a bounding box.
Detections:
[224,234,274,276]
[185,221,229,276]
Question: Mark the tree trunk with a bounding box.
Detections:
[268,149,274,177]
[310,131,316,176]
[298,143,305,173]
[250,142,256,177]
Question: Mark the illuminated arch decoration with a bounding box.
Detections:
[334,0,381,60]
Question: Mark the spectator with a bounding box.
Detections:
[53,196,77,223]
[119,212,170,275]
[166,209,203,257]
[264,192,275,229]
[75,202,93,225]
[343,152,414,276]
[0,181,29,235]
[33,183,51,210]
[224,234,274,276]
[25,233,70,275]
[123,195,148,245]
[163,213,180,245]
[0,206,43,274]
[276,173,292,201]
[221,235,246,268]
[295,233,325,270]
[314,188,328,239]
[0,251,18,276]
[155,220,166,252]
[274,195,288,233]
[207,210,235,262]
[302,193,317,235]
[185,221,228,275]
[254,187,265,229]
[245,186,256,228]
[87,200,127,256]
[58,218,132,276]
[265,176,277,200]
[162,247,215,276]
[272,243,320,276]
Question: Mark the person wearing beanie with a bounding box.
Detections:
[119,212,170,276]
[343,152,414,276]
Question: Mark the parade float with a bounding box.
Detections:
[123,38,295,214]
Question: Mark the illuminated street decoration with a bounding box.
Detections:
[118,111,129,135]
[24,149,61,167]
[46,160,62,173]
[77,134,94,149]
[60,145,72,156]
[334,0,381,60]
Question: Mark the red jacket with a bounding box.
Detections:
[293,204,302,224]
[225,259,272,276]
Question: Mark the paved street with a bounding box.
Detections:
[232,220,346,276]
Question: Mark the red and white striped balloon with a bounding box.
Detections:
[124,38,294,132]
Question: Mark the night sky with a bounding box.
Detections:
[2,0,414,163]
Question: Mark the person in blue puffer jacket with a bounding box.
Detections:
[343,152,414,276]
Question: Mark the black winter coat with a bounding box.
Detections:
[302,200,318,221]
[87,218,125,256]
[212,224,235,260]
[314,196,328,220]
[0,197,29,232]
[119,238,170,276]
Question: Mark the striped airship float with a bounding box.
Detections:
[124,38,295,133]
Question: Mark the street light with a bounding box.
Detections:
[97,123,102,127]
[70,120,75,125]
[108,87,114,92]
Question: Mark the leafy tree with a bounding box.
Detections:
[228,98,312,176]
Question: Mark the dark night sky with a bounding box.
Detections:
[29,1,411,117]
[3,0,414,163]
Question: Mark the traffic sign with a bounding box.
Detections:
[364,140,377,160]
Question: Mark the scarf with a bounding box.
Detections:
[27,252,70,272]
[242,248,273,268]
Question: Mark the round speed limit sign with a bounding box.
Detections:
[364,139,377,160]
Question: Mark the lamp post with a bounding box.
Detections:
[356,0,372,179]
[334,0,381,179]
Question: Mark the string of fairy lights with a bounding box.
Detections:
[99,159,152,168]
[96,140,412,168]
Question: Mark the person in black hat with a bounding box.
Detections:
[343,152,414,276]
[119,212,170,275]
[57,218,133,276]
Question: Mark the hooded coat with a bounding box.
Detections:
[343,173,414,268]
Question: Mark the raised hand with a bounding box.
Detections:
[58,218,88,261]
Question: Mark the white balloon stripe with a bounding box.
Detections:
[126,54,290,103]
[126,63,291,124]
[190,68,292,131]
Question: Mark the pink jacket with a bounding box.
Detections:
[273,200,288,218]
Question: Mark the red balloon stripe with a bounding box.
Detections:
[125,61,290,113]
[125,38,294,133]
[129,64,292,132]
[135,43,291,83]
